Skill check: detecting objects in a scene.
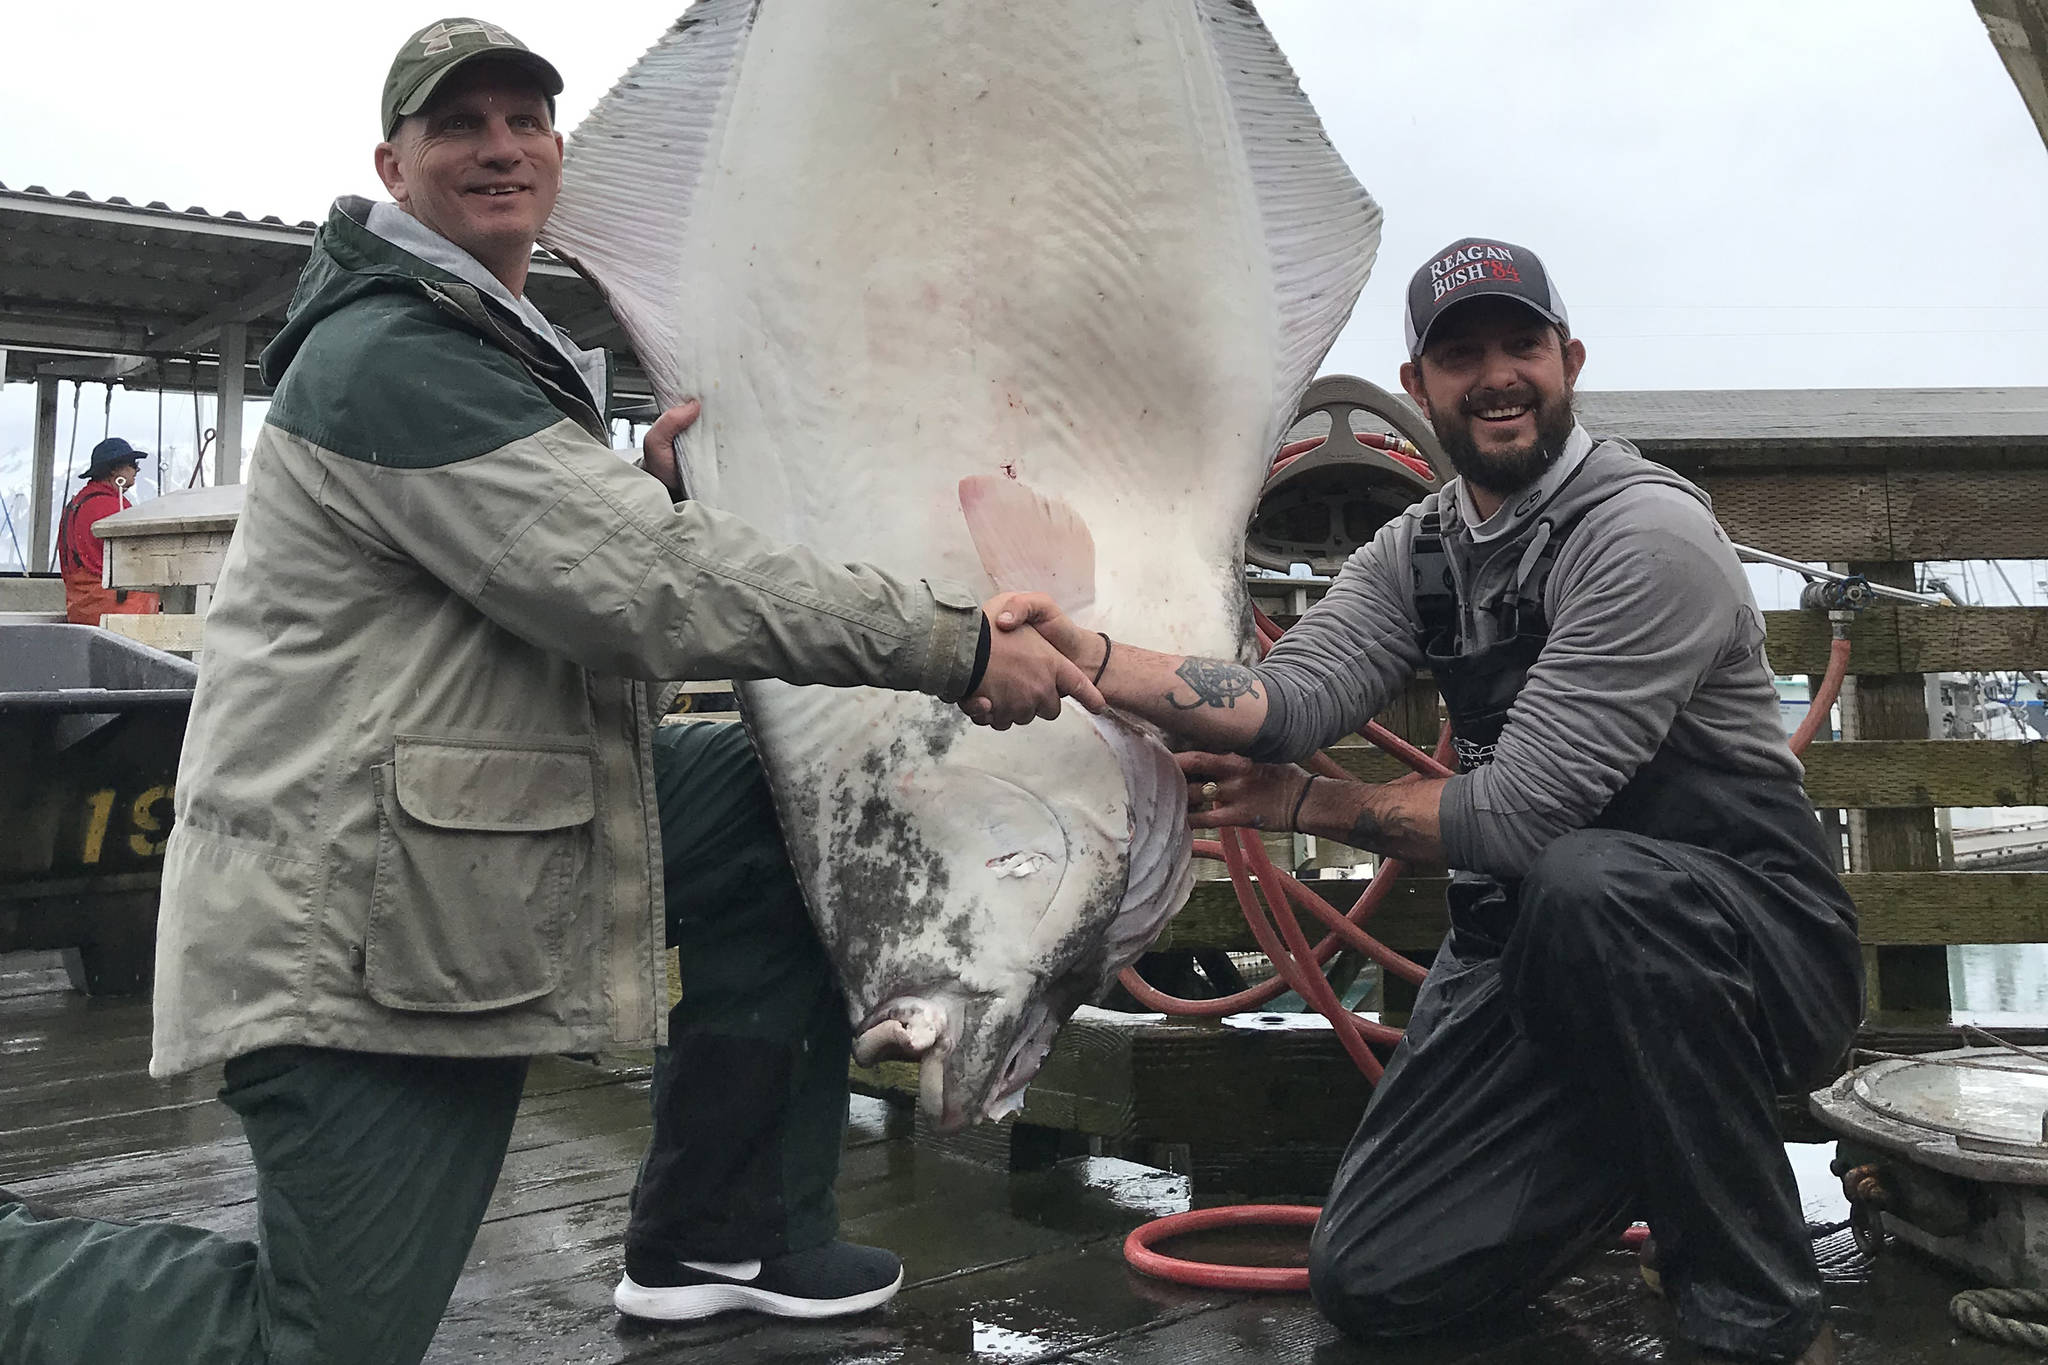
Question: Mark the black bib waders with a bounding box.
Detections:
[1307,507,1864,1361]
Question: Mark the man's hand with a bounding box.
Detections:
[639,399,700,499]
[984,592,1102,672]
[1177,751,1314,832]
[962,607,1106,729]
[983,591,1271,749]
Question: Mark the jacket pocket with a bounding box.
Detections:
[365,735,597,1013]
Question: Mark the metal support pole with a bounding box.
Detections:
[29,377,59,571]
[214,323,247,485]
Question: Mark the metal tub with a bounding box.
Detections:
[0,623,196,993]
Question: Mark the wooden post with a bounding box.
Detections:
[214,324,247,486]
[29,377,59,572]
[1842,561,1952,1018]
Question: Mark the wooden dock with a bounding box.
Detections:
[0,951,2025,1365]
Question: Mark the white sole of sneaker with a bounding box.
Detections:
[613,1267,904,1322]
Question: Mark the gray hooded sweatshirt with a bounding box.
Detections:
[1247,427,1800,880]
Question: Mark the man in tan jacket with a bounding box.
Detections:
[0,19,1095,1365]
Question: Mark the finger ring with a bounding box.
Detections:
[1200,782,1220,803]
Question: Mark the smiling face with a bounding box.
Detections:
[374,59,563,294]
[1400,296,1587,502]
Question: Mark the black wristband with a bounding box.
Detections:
[963,615,993,698]
[1091,632,1113,685]
[1288,773,1317,832]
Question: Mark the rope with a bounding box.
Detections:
[1951,1288,2048,1351]
[0,484,25,571]
[187,364,210,489]
[52,383,82,570]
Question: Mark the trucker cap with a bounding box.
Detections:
[1402,237,1569,359]
[381,17,564,137]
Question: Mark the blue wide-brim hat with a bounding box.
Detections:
[82,436,150,479]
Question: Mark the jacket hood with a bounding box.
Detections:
[261,197,467,385]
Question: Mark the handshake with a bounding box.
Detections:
[958,592,1110,729]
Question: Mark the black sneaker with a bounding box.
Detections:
[615,1240,904,1321]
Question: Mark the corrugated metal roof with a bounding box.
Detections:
[0,183,647,404]
[0,182,320,229]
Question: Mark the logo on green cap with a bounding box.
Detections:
[417,19,515,56]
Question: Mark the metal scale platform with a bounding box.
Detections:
[1811,1045,2048,1289]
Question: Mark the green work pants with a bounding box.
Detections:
[627,720,853,1264]
[0,1046,528,1365]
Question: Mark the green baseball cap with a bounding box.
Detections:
[381,17,564,138]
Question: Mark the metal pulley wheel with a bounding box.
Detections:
[1247,375,1445,576]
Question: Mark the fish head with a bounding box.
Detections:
[773,690,1193,1133]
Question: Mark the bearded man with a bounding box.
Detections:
[982,239,1861,1365]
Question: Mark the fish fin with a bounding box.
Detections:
[539,0,761,399]
[1194,0,1383,439]
[1093,716,1195,972]
[958,475,1097,615]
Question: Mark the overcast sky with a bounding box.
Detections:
[3,0,2047,594]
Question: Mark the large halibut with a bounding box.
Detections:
[544,0,1379,1128]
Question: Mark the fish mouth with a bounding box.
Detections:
[851,989,1061,1133]
[852,990,973,1129]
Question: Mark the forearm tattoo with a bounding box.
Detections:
[1166,657,1263,711]
[1346,795,1416,855]
[1346,805,1390,850]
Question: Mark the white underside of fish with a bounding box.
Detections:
[544,0,1379,1128]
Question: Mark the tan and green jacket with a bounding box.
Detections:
[150,198,982,1076]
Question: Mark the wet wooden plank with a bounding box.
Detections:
[437,1224,1192,1363]
[0,950,71,999]
[429,1154,1160,1363]
[3,953,2035,1365]
[1069,1258,1652,1365]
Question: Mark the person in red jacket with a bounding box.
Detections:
[56,437,161,626]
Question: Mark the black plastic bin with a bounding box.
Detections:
[0,624,197,994]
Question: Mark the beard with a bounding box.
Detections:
[1432,386,1577,498]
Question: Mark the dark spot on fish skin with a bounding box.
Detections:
[943,911,975,958]
[814,723,960,1002]
[854,795,891,845]
[915,710,960,761]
